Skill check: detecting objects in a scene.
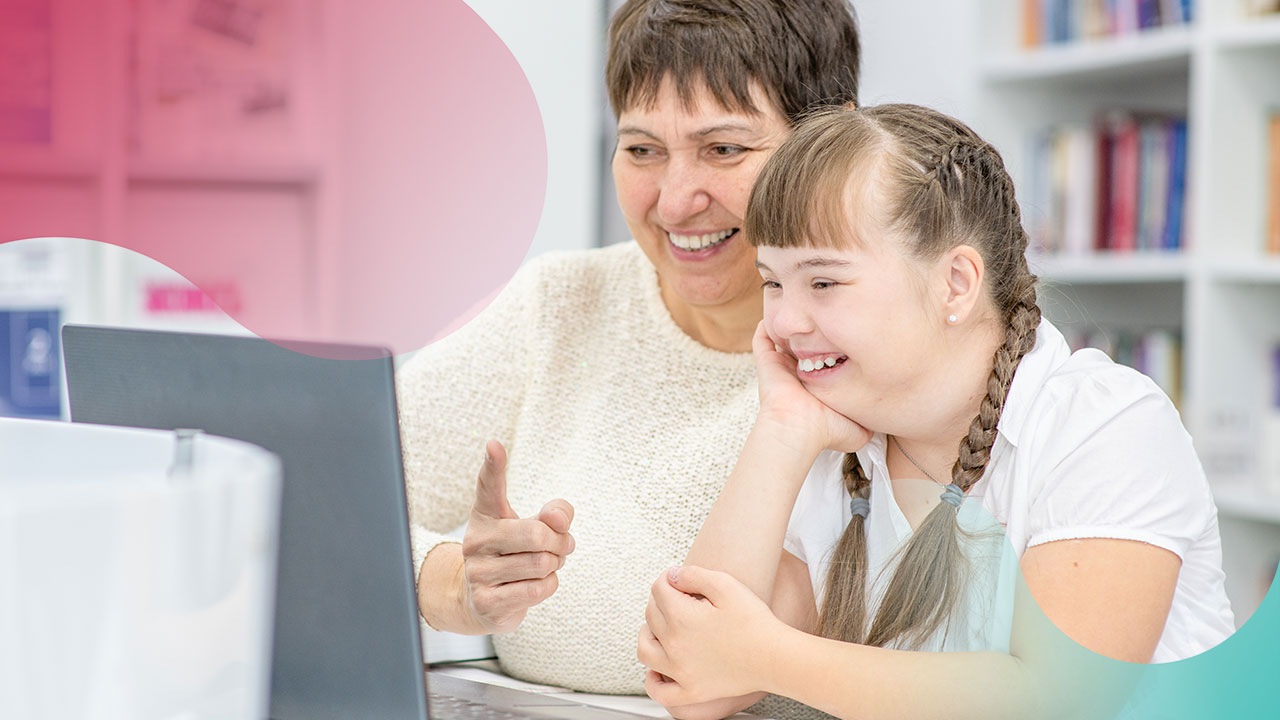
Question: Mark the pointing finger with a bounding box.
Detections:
[474,440,517,520]
[537,499,575,535]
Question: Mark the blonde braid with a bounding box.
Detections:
[814,453,872,642]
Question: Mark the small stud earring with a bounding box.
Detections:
[947,314,958,324]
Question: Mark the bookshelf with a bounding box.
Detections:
[977,0,1280,625]
[0,0,319,348]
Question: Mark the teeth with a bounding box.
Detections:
[797,356,843,373]
[669,228,735,250]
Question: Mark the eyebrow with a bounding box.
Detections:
[755,257,852,273]
[616,122,759,141]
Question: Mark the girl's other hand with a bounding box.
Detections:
[638,565,787,707]
[752,321,870,455]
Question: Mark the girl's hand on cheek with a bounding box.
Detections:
[752,322,870,455]
[637,565,785,706]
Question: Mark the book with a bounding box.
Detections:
[1137,0,1163,29]
[1164,118,1188,250]
[1022,0,1044,47]
[1138,120,1171,250]
[1107,112,1141,251]
[1064,127,1098,255]
[1242,1,1280,17]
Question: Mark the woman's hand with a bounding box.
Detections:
[638,565,789,708]
[448,440,576,634]
[752,321,870,455]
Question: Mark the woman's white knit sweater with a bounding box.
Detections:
[396,241,758,694]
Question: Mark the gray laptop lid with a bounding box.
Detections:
[62,325,428,720]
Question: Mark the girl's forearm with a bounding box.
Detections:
[759,627,1041,720]
[684,420,820,601]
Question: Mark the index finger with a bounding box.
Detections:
[536,499,574,534]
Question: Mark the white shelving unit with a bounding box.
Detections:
[977,0,1280,625]
[0,0,322,339]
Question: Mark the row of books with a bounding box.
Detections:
[1268,111,1280,255]
[1021,0,1193,47]
[1242,1,1280,18]
[1026,112,1187,255]
[1065,328,1181,405]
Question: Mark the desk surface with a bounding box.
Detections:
[428,661,766,719]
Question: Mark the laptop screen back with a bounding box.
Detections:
[62,325,428,720]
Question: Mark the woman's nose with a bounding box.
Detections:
[656,158,712,224]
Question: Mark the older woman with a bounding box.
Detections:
[396,0,860,695]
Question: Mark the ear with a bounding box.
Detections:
[939,245,985,325]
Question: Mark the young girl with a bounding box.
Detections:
[636,104,1235,720]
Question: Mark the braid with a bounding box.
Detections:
[814,453,872,643]
[771,104,1046,652]
[952,272,1040,490]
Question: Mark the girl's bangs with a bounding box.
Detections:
[745,108,882,251]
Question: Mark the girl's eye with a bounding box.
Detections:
[811,280,836,290]
[760,279,781,290]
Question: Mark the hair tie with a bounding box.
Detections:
[939,483,964,508]
[849,497,870,518]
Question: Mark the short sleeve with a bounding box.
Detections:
[783,450,849,595]
[396,258,543,574]
[1023,369,1215,560]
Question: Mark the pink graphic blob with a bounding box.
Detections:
[0,0,546,359]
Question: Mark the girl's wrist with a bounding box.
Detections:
[753,413,826,460]
[752,619,805,698]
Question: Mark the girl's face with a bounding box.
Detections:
[755,221,952,435]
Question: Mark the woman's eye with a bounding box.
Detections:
[709,145,746,158]
[760,279,781,290]
[625,145,659,159]
[811,280,835,290]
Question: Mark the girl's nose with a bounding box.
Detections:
[766,296,813,343]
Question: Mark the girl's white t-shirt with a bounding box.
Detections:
[783,319,1236,661]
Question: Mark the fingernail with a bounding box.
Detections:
[484,448,492,463]
[668,566,680,583]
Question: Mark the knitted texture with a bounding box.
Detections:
[396,241,758,694]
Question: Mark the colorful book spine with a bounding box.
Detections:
[1164,118,1187,250]
[1108,112,1140,251]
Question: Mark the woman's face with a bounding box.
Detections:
[613,78,790,315]
[755,223,950,435]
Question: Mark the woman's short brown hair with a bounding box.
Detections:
[605,0,861,122]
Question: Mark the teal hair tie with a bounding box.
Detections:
[849,497,870,518]
[940,483,964,508]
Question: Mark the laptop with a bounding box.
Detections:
[61,324,659,720]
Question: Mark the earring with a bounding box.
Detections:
[947,314,958,324]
